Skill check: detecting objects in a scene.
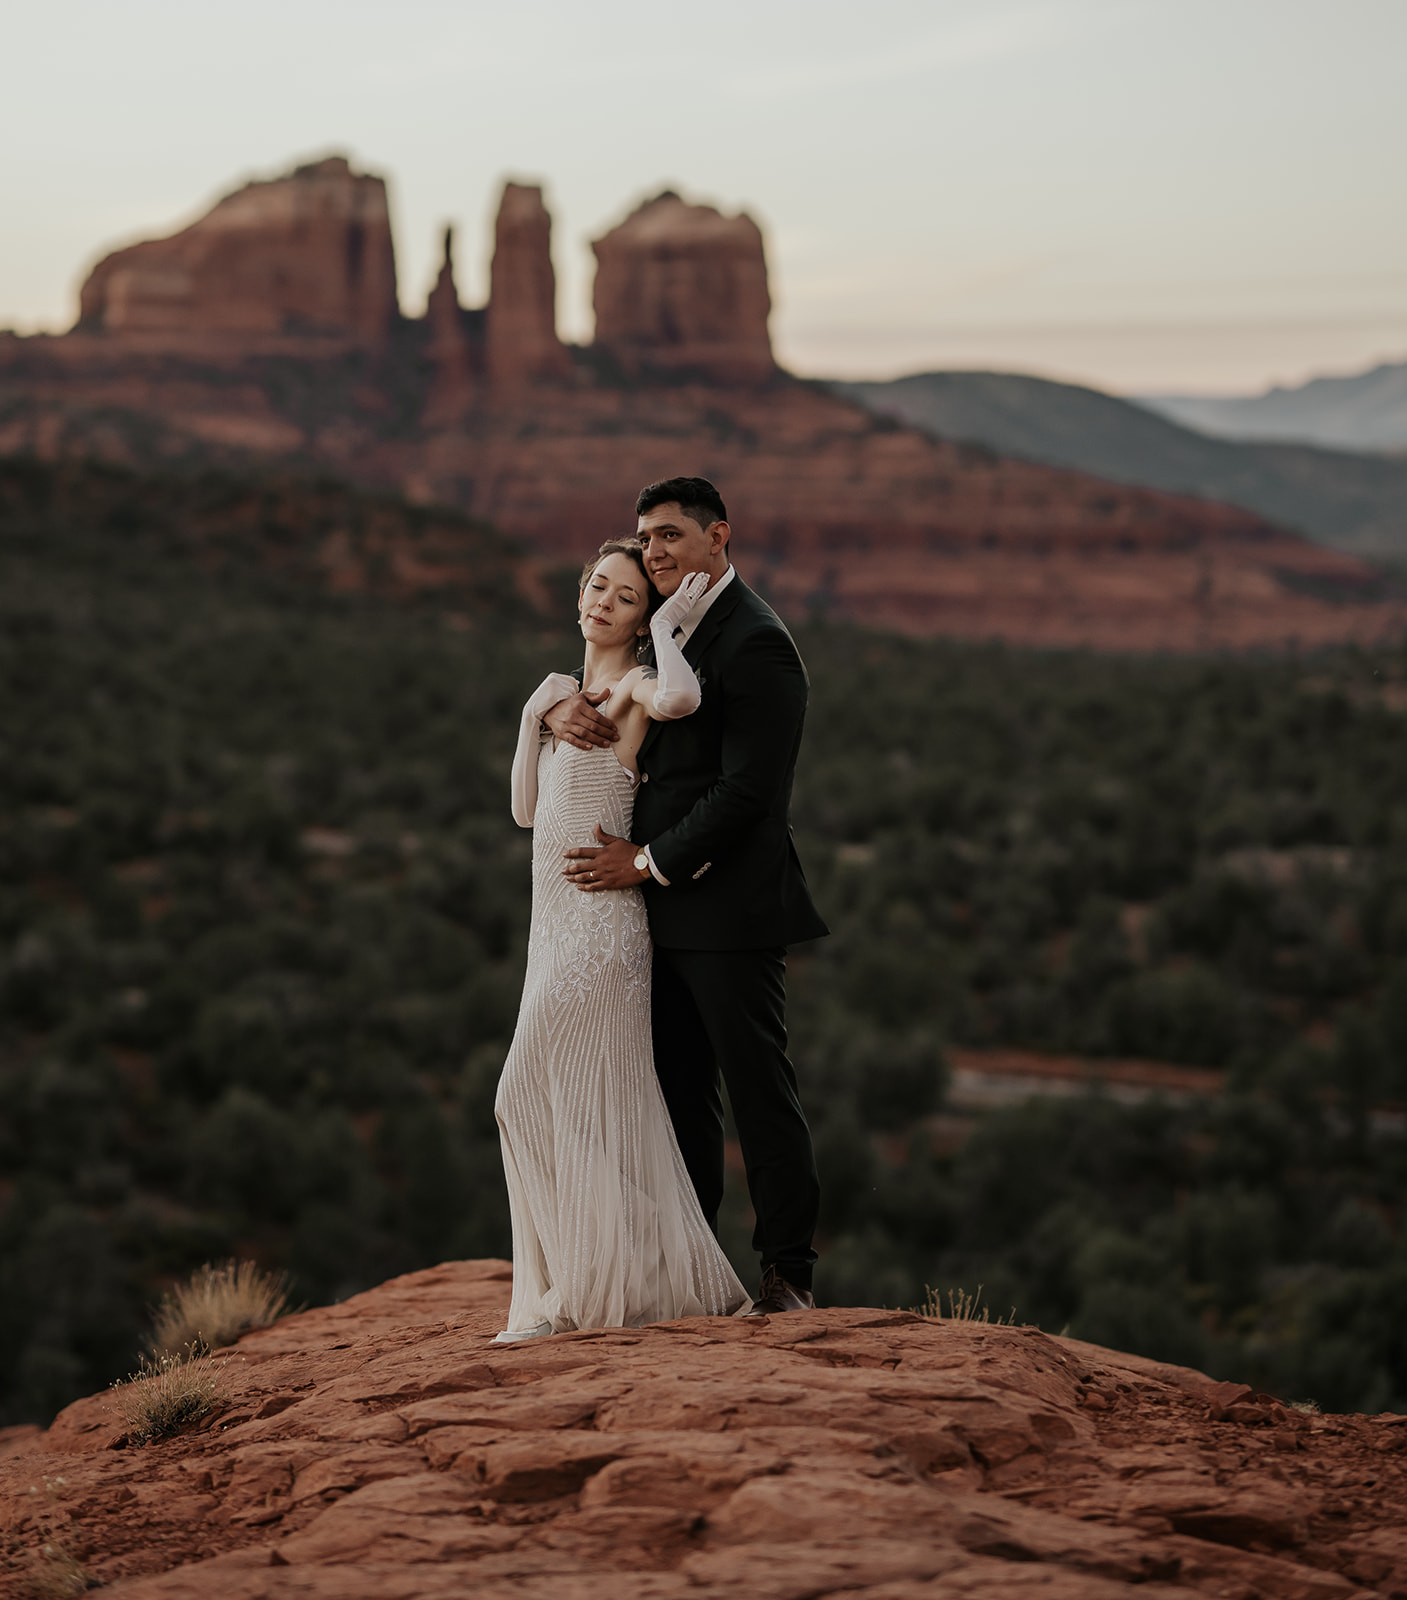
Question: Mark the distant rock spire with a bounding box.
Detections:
[426,225,460,335]
[486,183,571,385]
[423,224,474,423]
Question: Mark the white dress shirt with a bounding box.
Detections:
[643,564,734,886]
[673,563,734,645]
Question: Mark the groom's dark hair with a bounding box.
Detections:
[636,476,728,532]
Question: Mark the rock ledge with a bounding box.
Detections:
[2,1260,1405,1598]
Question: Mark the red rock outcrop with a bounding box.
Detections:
[76,156,399,353]
[4,345,1401,650]
[2,1260,1405,1598]
[485,183,571,386]
[402,377,1403,650]
[592,192,775,382]
[3,154,1405,650]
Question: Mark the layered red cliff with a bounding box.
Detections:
[2,1261,1405,1597]
[1,152,1402,652]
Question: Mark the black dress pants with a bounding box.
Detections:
[650,944,820,1291]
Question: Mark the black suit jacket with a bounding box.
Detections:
[632,576,828,952]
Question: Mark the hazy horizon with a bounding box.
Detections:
[3,0,1404,397]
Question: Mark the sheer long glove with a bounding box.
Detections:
[511,672,580,826]
[647,572,710,720]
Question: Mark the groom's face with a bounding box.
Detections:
[636,503,730,597]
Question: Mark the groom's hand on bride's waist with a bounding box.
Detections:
[564,826,652,891]
[544,691,618,751]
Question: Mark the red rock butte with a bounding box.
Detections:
[2,150,1403,651]
[592,191,775,383]
[76,157,398,353]
[1,1262,1404,1597]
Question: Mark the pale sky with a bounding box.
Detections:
[3,0,1405,394]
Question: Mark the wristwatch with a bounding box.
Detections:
[633,849,650,881]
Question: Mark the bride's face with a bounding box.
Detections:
[579,552,650,648]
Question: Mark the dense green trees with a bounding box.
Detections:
[787,632,1407,1411]
[794,634,1407,1090]
[2,458,1406,1423]
[0,469,533,1419]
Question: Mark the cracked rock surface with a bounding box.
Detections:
[2,1259,1406,1598]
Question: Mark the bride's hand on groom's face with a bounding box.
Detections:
[545,691,618,751]
[564,826,648,891]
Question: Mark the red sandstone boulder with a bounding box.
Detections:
[592,192,775,383]
[485,183,571,386]
[1,1260,1404,1597]
[77,156,399,353]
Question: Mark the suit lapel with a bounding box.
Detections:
[639,577,748,765]
[681,575,746,664]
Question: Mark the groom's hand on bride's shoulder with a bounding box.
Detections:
[564,826,651,891]
[544,690,618,751]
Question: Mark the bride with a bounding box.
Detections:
[494,539,749,1340]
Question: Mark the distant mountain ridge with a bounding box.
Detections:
[1144,358,1407,453]
[833,369,1407,559]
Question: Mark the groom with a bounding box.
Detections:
[550,476,828,1314]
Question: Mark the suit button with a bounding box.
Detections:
[639,773,649,782]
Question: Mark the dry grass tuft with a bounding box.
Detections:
[108,1351,226,1446]
[21,1541,90,1597]
[916,1284,1016,1326]
[151,1259,291,1357]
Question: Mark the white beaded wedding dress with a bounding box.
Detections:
[495,729,748,1336]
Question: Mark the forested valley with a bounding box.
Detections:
[3,457,1407,1426]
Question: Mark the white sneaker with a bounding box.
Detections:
[492,1322,553,1344]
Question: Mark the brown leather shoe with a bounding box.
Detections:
[742,1266,815,1316]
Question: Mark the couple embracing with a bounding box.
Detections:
[494,476,828,1338]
